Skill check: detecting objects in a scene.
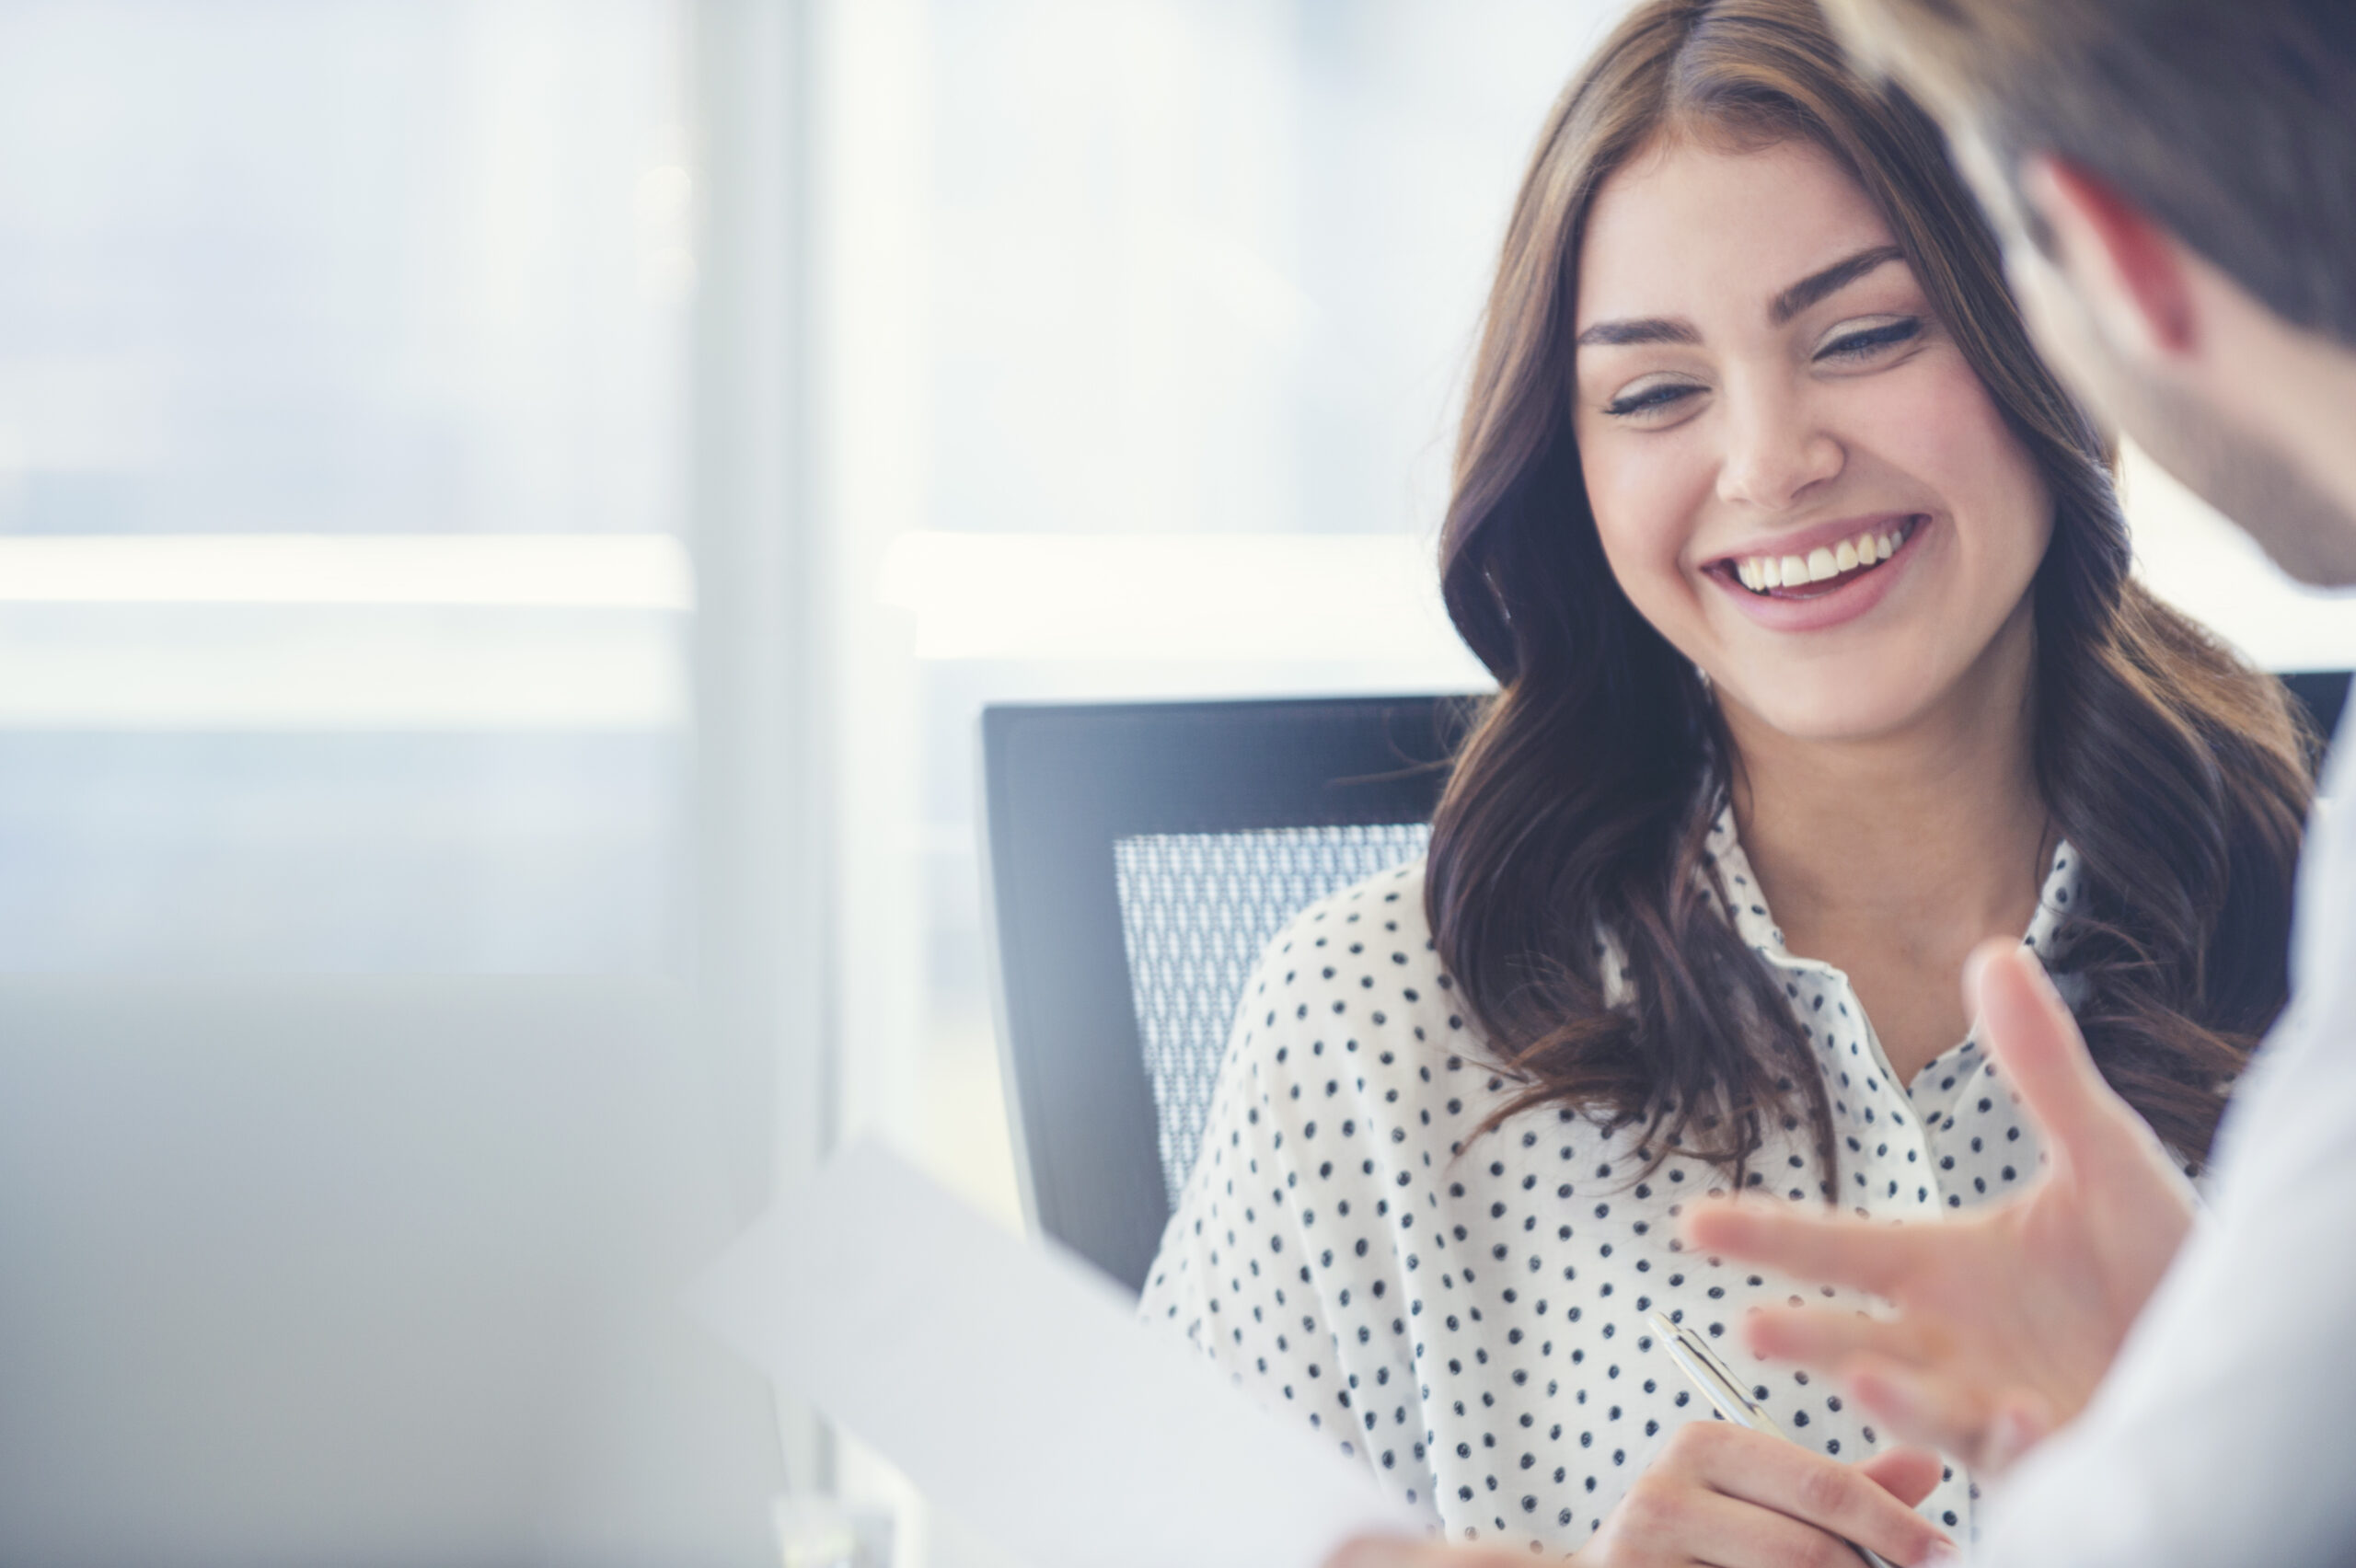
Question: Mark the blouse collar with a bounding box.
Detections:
[1697,800,2084,974]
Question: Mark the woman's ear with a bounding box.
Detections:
[2015,155,2198,363]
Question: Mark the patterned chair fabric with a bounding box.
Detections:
[1114,823,1430,1205]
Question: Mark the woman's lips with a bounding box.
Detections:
[1727,514,1922,596]
[1708,513,1932,632]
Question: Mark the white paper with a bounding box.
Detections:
[688,1139,1427,1568]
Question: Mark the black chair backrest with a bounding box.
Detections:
[2283,669,2350,744]
[979,695,1465,1291]
[980,672,2350,1293]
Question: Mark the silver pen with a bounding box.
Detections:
[1646,1310,1899,1568]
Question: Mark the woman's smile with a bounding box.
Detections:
[1704,512,1932,631]
[1720,513,1922,596]
[1572,135,2052,743]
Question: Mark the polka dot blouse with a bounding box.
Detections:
[1139,803,2082,1554]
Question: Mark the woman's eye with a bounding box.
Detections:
[1603,382,1701,419]
[1817,317,1923,363]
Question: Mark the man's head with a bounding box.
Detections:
[1819,0,2356,585]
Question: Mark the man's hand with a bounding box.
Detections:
[1681,940,2199,1475]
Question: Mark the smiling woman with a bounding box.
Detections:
[1427,0,2312,1184]
[1571,134,2055,738]
[1138,1,2317,1563]
[1578,233,1954,628]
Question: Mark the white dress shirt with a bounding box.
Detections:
[1141,802,2084,1552]
[1983,712,2356,1566]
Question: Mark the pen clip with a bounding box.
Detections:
[1648,1311,1783,1437]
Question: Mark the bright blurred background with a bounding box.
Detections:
[0,1,2347,1565]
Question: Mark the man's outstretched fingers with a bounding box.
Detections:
[1741,1301,1911,1371]
[1683,1196,1919,1297]
[1972,943,2136,1166]
[1842,1351,1990,1459]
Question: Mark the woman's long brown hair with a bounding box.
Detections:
[1426,0,2316,1186]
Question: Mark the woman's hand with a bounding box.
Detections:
[1326,1425,1955,1568]
[1684,942,2199,1475]
[1576,1423,1952,1567]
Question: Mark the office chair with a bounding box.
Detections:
[980,672,2350,1295]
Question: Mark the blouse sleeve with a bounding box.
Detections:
[1138,910,1440,1518]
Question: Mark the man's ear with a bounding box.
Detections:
[2016,155,2198,361]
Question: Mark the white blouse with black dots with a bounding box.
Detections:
[1139,803,2084,1555]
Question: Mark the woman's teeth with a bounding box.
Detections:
[1732,519,1916,594]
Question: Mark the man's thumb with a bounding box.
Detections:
[1969,941,2131,1165]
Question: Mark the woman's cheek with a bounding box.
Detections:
[1882,364,2052,564]
[1871,355,2011,490]
[1587,440,1706,600]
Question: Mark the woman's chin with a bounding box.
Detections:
[1714,675,1949,747]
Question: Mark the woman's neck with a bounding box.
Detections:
[1722,608,2050,1081]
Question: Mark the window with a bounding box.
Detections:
[0,0,692,973]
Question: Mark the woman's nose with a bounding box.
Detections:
[1715,387,1844,513]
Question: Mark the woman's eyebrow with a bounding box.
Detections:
[1769,243,1905,324]
[1574,316,1702,348]
[1575,243,1906,349]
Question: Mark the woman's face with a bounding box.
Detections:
[1571,134,2052,745]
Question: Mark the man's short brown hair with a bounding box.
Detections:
[1822,0,2356,344]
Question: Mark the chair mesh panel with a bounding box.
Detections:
[1113,823,1430,1208]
